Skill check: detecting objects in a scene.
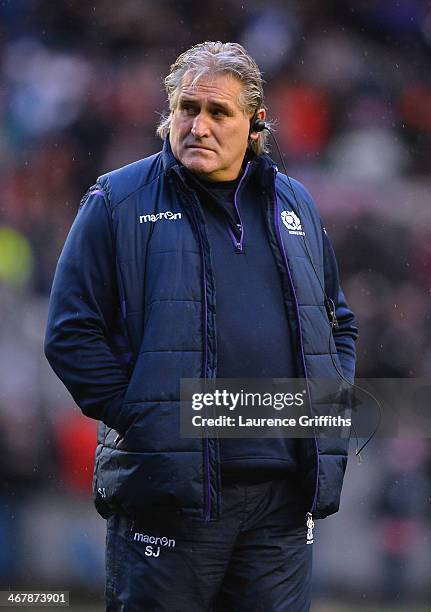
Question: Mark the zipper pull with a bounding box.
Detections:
[114,433,122,446]
[236,225,242,252]
[306,512,314,545]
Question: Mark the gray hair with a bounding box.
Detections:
[156,41,269,155]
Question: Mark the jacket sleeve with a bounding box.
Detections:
[322,226,358,383]
[44,186,133,434]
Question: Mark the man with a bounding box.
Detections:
[45,42,357,611]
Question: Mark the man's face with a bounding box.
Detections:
[169,72,254,182]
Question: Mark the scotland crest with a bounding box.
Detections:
[281,210,305,236]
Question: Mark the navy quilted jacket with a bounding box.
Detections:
[44,140,358,521]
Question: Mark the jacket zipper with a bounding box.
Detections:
[272,170,319,533]
[185,189,213,522]
[227,161,251,252]
[172,169,214,521]
[199,222,212,522]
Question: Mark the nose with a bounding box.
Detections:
[191,113,209,138]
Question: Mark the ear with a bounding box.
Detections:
[249,108,266,141]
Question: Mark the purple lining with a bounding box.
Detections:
[115,351,134,366]
[274,186,319,513]
[120,299,127,319]
[230,161,251,252]
[203,255,212,520]
[111,331,130,349]
[193,204,211,521]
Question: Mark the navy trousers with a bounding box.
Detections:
[105,478,313,611]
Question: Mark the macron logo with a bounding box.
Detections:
[139,211,181,223]
[133,532,176,548]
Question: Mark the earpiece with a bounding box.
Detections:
[251,117,266,133]
[250,111,267,134]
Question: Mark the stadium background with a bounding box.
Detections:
[1,0,430,609]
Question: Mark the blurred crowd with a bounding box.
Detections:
[0,0,430,605]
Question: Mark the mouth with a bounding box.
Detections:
[187,145,214,152]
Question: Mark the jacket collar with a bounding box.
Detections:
[161,137,180,174]
[161,136,277,189]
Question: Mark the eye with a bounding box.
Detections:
[211,109,226,118]
[181,103,197,115]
